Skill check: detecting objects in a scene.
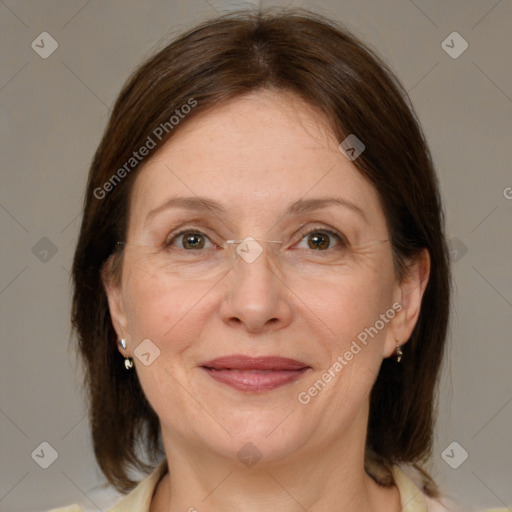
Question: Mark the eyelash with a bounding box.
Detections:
[163,225,349,251]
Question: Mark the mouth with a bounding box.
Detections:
[199,355,311,392]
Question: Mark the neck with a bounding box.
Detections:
[152,407,401,512]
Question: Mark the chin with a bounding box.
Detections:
[207,415,313,465]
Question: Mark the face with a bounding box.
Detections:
[104,89,426,466]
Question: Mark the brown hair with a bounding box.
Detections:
[72,8,451,496]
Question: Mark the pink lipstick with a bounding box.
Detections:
[200,355,311,392]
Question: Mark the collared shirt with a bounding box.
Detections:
[48,461,499,512]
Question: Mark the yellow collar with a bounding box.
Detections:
[109,460,429,511]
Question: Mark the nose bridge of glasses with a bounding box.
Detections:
[224,236,283,265]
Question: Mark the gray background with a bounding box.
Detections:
[1,1,511,511]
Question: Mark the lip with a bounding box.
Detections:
[200,355,311,392]
[200,355,309,371]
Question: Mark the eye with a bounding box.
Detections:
[295,227,347,251]
[166,230,216,250]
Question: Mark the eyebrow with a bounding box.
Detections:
[145,195,367,225]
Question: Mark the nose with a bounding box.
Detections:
[219,241,294,334]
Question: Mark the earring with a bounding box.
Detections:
[118,339,133,370]
[395,341,403,363]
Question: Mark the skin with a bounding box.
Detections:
[103,89,430,512]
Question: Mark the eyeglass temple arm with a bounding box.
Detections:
[225,239,390,245]
[224,239,284,244]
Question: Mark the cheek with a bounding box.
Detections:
[295,278,394,424]
[299,258,396,394]
[296,257,395,337]
[121,260,218,345]
[121,269,212,418]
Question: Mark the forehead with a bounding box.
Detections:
[128,89,386,234]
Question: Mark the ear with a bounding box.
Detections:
[101,255,130,353]
[384,248,431,358]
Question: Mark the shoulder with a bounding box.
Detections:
[48,506,83,512]
[49,459,168,512]
[391,464,461,512]
[392,465,506,512]
[423,493,455,512]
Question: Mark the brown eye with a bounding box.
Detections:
[294,227,348,253]
[164,228,217,252]
[307,232,331,250]
[181,232,206,249]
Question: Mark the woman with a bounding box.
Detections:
[53,8,465,512]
